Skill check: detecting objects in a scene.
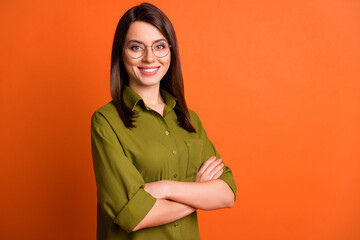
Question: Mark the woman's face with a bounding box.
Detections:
[122,21,171,89]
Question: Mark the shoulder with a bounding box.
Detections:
[188,109,199,122]
[93,101,117,116]
[91,102,124,129]
[188,109,205,132]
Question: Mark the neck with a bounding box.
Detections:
[128,82,164,106]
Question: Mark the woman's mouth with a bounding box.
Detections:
[138,67,160,76]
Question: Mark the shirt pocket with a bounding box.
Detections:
[184,139,204,178]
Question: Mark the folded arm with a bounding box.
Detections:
[144,156,235,210]
[168,179,234,210]
[169,157,235,209]
[134,156,232,231]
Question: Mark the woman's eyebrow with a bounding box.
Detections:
[127,38,167,44]
[153,38,167,43]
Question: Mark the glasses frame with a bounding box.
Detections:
[124,40,172,59]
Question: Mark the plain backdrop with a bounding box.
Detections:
[0,0,359,239]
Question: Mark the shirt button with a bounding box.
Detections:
[165,131,169,135]
[173,173,178,178]
[174,222,178,227]
[172,150,177,155]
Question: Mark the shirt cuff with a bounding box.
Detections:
[219,170,237,201]
[114,189,157,232]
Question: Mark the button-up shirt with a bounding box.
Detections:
[91,86,237,240]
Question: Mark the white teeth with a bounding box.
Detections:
[140,68,158,72]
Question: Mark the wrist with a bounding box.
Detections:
[162,180,173,199]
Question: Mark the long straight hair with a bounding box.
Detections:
[110,2,196,132]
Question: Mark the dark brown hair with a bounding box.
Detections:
[110,2,196,132]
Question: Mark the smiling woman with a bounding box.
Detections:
[91,2,237,239]
[122,21,171,102]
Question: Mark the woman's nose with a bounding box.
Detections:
[142,46,156,62]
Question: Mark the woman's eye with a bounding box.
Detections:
[154,44,165,50]
[130,45,143,51]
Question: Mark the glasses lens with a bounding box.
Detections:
[152,41,170,58]
[126,42,145,58]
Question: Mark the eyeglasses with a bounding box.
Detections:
[124,40,171,59]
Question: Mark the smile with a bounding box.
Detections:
[138,67,160,76]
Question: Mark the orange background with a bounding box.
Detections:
[1,0,359,239]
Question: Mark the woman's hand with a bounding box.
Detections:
[145,156,224,199]
[143,157,233,211]
[196,156,224,182]
[144,180,169,199]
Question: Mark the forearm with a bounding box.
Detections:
[166,179,234,210]
[132,199,195,231]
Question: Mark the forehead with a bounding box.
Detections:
[125,21,166,43]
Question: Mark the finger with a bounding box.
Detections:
[197,162,223,182]
[210,163,224,178]
[208,163,224,179]
[203,159,222,177]
[204,158,222,172]
[203,158,223,176]
[197,156,216,174]
[212,168,223,179]
[196,158,222,182]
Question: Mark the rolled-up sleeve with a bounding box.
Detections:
[192,112,237,200]
[91,111,157,232]
[205,138,237,201]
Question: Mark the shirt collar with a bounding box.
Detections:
[123,85,178,111]
[160,88,177,110]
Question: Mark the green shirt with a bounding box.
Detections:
[91,86,237,240]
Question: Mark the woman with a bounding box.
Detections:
[91,2,236,239]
